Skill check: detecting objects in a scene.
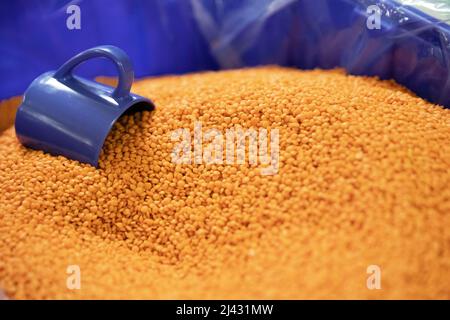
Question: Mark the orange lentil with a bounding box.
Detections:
[0,67,449,299]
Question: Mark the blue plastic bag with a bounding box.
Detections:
[191,0,450,107]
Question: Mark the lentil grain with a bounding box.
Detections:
[0,67,449,299]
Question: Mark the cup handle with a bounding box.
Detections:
[53,45,134,100]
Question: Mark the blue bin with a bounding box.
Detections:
[0,0,449,107]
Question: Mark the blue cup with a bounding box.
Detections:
[15,45,154,167]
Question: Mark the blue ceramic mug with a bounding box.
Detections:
[15,45,154,167]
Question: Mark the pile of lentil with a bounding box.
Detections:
[0,67,449,299]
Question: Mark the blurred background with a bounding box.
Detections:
[1,0,450,107]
